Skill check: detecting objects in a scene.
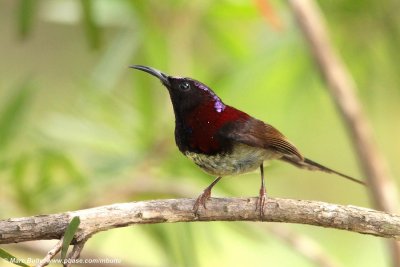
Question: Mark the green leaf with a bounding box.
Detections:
[0,248,30,267]
[17,0,35,39]
[80,0,101,49]
[61,216,81,260]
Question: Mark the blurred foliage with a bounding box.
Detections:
[17,0,36,39]
[1,0,399,266]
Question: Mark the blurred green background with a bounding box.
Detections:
[1,0,399,266]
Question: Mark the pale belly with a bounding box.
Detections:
[184,143,279,176]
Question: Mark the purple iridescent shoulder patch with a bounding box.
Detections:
[194,81,226,113]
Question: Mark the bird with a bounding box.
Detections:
[130,65,366,216]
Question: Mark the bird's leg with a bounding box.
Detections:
[255,163,267,217]
[193,176,222,214]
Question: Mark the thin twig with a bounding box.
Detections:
[288,0,400,265]
[64,239,88,267]
[1,197,400,245]
[35,239,63,267]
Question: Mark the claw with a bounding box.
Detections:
[193,189,211,215]
[193,176,222,215]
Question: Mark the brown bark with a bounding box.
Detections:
[1,197,400,245]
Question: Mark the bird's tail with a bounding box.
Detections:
[280,156,367,186]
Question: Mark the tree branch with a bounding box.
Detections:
[1,197,400,245]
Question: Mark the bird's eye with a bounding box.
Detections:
[179,82,191,91]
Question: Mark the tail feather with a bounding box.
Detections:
[280,156,366,186]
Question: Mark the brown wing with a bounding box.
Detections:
[219,117,304,161]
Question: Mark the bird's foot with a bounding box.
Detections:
[193,176,222,216]
[193,188,212,215]
[255,188,268,218]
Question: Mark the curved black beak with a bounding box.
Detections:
[129,65,170,87]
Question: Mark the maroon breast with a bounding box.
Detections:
[181,103,250,155]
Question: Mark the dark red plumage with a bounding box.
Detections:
[182,102,250,154]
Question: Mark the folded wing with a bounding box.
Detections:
[219,117,304,161]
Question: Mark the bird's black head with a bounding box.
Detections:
[130,65,225,115]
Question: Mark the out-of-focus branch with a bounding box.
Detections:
[1,197,400,245]
[267,225,342,267]
[288,0,400,265]
[288,0,398,212]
